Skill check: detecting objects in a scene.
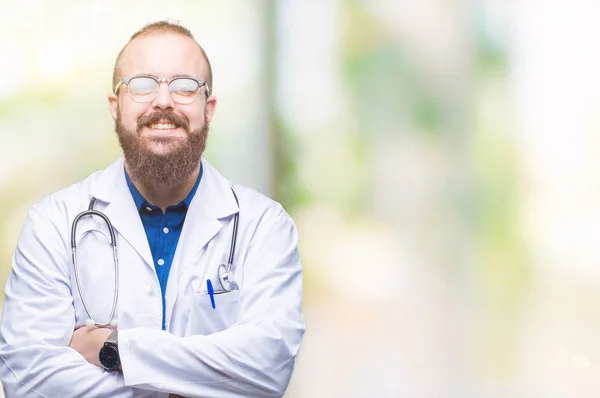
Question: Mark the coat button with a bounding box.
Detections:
[145,285,156,296]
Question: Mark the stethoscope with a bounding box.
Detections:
[71,188,240,328]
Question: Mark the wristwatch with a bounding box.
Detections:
[99,330,120,371]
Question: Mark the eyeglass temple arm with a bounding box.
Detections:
[113,80,125,94]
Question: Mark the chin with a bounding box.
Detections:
[143,139,185,157]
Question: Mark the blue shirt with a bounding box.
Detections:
[125,166,203,330]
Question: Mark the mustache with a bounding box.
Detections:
[137,112,189,131]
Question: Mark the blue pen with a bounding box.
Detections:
[206,279,216,309]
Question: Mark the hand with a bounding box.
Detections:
[69,326,113,368]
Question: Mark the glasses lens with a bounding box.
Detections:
[128,77,158,102]
[169,78,200,104]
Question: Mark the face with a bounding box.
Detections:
[108,33,217,188]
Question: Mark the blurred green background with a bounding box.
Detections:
[2,0,600,397]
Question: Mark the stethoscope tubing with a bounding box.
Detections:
[71,188,240,327]
[71,198,119,327]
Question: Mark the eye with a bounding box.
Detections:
[170,78,199,96]
[127,77,158,95]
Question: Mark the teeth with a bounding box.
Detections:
[150,123,177,130]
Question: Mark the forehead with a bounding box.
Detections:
[120,33,207,79]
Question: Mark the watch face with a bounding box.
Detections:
[99,344,120,370]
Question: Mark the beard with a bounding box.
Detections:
[115,110,208,189]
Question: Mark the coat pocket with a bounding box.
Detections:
[185,290,241,336]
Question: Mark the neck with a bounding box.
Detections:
[125,162,200,212]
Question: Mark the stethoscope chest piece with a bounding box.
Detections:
[86,318,118,328]
[218,263,238,291]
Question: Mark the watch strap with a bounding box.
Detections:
[106,330,118,346]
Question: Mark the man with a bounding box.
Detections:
[0,21,305,398]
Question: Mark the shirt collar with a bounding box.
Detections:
[124,164,203,211]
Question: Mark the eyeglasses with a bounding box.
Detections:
[113,75,210,105]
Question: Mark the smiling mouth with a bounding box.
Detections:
[149,123,178,130]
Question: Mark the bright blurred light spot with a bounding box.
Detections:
[297,205,406,301]
[571,352,590,369]
[40,42,72,80]
[572,352,590,369]
[0,42,25,98]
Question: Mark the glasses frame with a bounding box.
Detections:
[113,74,210,104]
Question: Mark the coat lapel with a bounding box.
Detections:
[88,158,154,270]
[165,158,239,325]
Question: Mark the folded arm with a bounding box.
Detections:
[0,204,136,398]
[118,207,306,398]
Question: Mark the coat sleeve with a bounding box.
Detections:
[118,206,306,398]
[0,203,137,398]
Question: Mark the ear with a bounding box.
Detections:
[108,93,118,120]
[204,95,217,124]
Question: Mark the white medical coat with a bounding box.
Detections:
[0,157,305,397]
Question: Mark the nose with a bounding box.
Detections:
[152,80,175,110]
